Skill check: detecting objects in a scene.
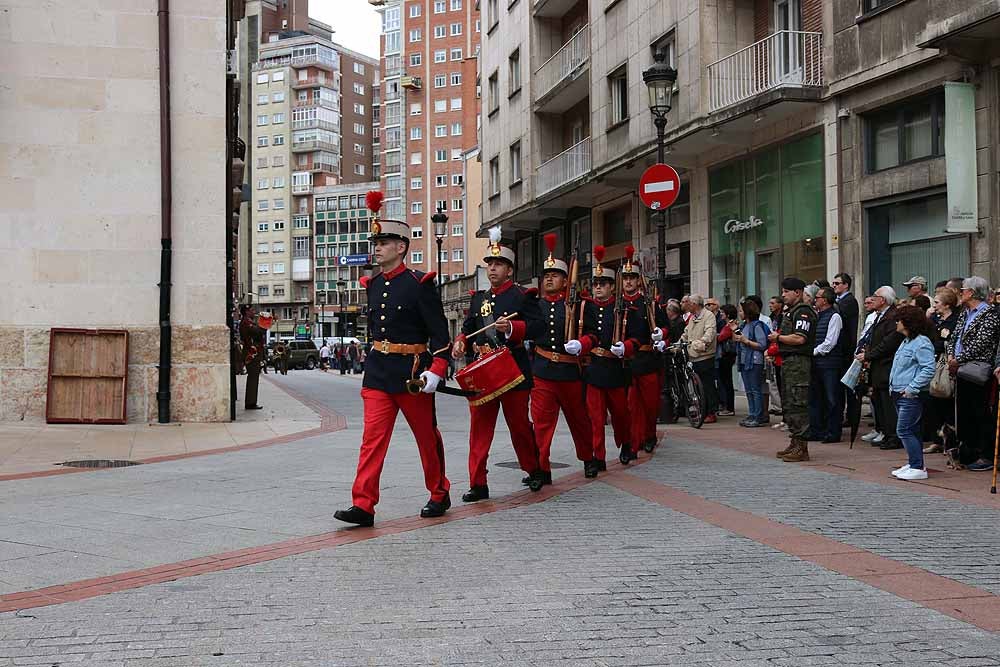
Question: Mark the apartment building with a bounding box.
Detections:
[480,0,1000,302]
[374,0,483,283]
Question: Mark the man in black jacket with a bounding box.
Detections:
[833,273,859,428]
[856,286,904,450]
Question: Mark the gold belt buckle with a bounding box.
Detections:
[551,351,561,362]
[380,340,390,354]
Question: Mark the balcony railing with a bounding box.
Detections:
[536,137,591,196]
[291,140,339,153]
[292,183,313,194]
[292,118,340,133]
[309,160,338,173]
[535,25,590,101]
[708,30,823,113]
[293,97,339,111]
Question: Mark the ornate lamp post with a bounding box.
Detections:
[642,49,678,297]
[432,208,448,292]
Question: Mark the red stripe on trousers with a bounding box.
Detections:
[352,387,451,514]
[630,372,661,450]
[468,389,539,487]
[530,378,592,469]
[585,385,630,460]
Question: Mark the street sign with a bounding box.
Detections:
[638,163,681,211]
[338,254,370,266]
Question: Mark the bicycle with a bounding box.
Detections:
[664,341,706,429]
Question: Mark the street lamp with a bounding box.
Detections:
[642,49,678,297]
[432,208,448,291]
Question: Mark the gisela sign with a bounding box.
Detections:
[723,216,764,235]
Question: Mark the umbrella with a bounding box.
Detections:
[848,381,868,450]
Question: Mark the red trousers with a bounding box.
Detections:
[585,385,631,459]
[630,371,661,448]
[468,389,539,487]
[352,387,450,514]
[530,378,592,469]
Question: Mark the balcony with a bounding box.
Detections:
[532,0,580,18]
[292,183,313,195]
[291,140,339,153]
[534,25,590,114]
[291,54,337,72]
[536,137,590,196]
[291,76,330,90]
[309,160,338,173]
[293,97,339,112]
[708,30,823,113]
[292,118,340,133]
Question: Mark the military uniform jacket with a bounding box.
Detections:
[778,302,818,358]
[239,319,265,362]
[579,297,630,389]
[459,280,543,391]
[622,292,666,376]
[531,295,581,382]
[361,264,450,394]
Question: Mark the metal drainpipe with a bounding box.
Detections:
[156,0,173,423]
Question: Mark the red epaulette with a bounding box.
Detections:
[359,275,371,289]
[419,271,437,284]
[467,289,476,296]
[522,287,539,297]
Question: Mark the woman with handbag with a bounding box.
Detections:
[717,305,739,416]
[946,277,1000,471]
[924,287,960,452]
[888,305,938,480]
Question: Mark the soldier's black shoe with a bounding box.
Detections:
[619,446,636,465]
[420,494,451,518]
[521,474,533,486]
[246,405,263,410]
[594,459,607,472]
[583,461,597,479]
[536,471,553,486]
[334,506,374,527]
[461,486,490,502]
[527,471,544,492]
[642,437,657,453]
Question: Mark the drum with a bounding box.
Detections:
[455,346,525,406]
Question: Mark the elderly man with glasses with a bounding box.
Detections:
[856,287,904,451]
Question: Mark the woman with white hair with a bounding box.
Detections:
[946,276,1000,471]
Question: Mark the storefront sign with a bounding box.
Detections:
[638,247,681,278]
[944,82,978,234]
[723,216,765,235]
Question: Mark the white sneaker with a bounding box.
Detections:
[861,431,880,442]
[891,464,910,477]
[895,467,928,481]
[872,433,885,444]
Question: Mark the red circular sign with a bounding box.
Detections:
[638,164,681,211]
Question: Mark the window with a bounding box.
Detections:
[257,177,269,190]
[294,215,309,229]
[862,0,904,13]
[257,136,268,147]
[452,174,464,186]
[609,66,629,126]
[273,198,285,210]
[273,241,285,253]
[434,99,447,113]
[434,50,447,63]
[450,48,463,61]
[256,73,268,84]
[410,152,423,164]
[510,141,522,184]
[273,262,285,274]
[272,91,285,103]
[410,102,422,115]
[434,74,447,88]
[435,199,448,211]
[489,156,500,196]
[354,142,365,154]
[272,134,284,145]
[407,127,420,141]
[450,72,462,86]
[434,25,446,38]
[865,93,945,172]
[258,200,269,211]
[411,250,424,263]
[409,3,421,17]
[488,71,499,114]
[508,49,521,95]
[451,0,462,9]
[257,114,269,126]
[410,53,422,66]
[452,199,464,211]
[409,28,422,42]
[411,177,423,189]
[450,98,462,110]
[487,0,499,30]
[451,122,462,135]
[257,222,269,232]
[435,124,447,137]
[293,237,310,257]
[257,263,270,274]
[353,82,365,94]
[257,94,268,105]
[436,175,448,187]
[274,286,286,298]
[273,221,285,231]
[475,19,481,33]
[411,201,423,214]
[272,71,284,81]
[435,149,447,162]
[258,285,269,297]
[272,155,284,167]
[270,112,283,125]
[354,102,365,114]
[452,248,464,261]
[412,226,424,238]
[452,224,463,236]
[451,148,462,160]
[257,157,268,168]
[450,23,462,36]
[354,164,365,175]
[354,122,365,135]
[435,0,446,12]
[353,62,365,75]
[273,176,286,188]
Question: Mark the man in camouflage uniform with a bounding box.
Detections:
[768,277,817,462]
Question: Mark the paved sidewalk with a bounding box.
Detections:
[0,375,321,479]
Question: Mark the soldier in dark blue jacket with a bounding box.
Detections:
[334,193,452,527]
[452,229,545,501]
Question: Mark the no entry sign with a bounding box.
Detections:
[638,163,681,211]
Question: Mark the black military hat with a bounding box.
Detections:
[781,277,807,291]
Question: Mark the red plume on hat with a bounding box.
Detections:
[624,244,635,261]
[593,245,605,263]
[544,233,557,253]
[365,190,384,215]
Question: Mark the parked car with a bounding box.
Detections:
[286,340,320,370]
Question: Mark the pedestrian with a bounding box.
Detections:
[734,298,769,427]
[338,343,348,375]
[452,229,546,495]
[349,341,360,374]
[358,345,367,373]
[833,273,859,427]
[705,297,724,415]
[923,287,960,452]
[716,304,738,416]
[682,294,719,423]
[808,287,845,443]
[889,305,937,480]
[770,278,817,462]
[320,340,330,372]
[903,276,928,301]
[334,193,451,528]
[858,287,905,450]
[274,340,289,375]
[947,276,1000,471]
[239,305,265,411]
[766,296,784,416]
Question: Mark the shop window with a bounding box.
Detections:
[865,93,945,173]
[602,206,631,247]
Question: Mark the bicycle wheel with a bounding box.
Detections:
[684,371,706,429]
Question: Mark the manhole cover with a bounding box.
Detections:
[495,461,570,469]
[58,460,142,469]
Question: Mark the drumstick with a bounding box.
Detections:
[433,312,520,355]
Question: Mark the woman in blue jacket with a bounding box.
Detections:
[734,298,771,427]
[889,305,937,480]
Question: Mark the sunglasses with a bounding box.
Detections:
[831,281,843,285]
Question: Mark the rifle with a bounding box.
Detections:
[564,238,581,341]
[613,270,624,344]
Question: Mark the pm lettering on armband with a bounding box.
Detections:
[795,320,811,332]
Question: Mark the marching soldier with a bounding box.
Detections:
[334,191,452,527]
[239,305,265,410]
[619,246,668,458]
[529,234,593,480]
[769,277,817,463]
[565,246,632,478]
[452,227,546,501]
[273,340,289,375]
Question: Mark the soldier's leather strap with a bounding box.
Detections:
[372,341,428,355]
[536,348,579,364]
[590,347,617,359]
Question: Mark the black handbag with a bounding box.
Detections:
[957,360,993,386]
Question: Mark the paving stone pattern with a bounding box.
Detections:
[2,484,999,666]
[632,440,1000,596]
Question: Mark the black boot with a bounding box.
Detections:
[642,437,657,453]
[619,445,635,465]
[527,470,544,492]
[584,461,597,479]
[461,485,490,502]
[536,470,552,486]
[594,459,607,472]
[420,494,451,518]
[334,506,374,527]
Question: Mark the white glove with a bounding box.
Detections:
[419,370,442,394]
[654,340,667,353]
[651,327,664,342]
[611,342,626,358]
[564,340,583,356]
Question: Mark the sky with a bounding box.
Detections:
[312,0,382,59]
